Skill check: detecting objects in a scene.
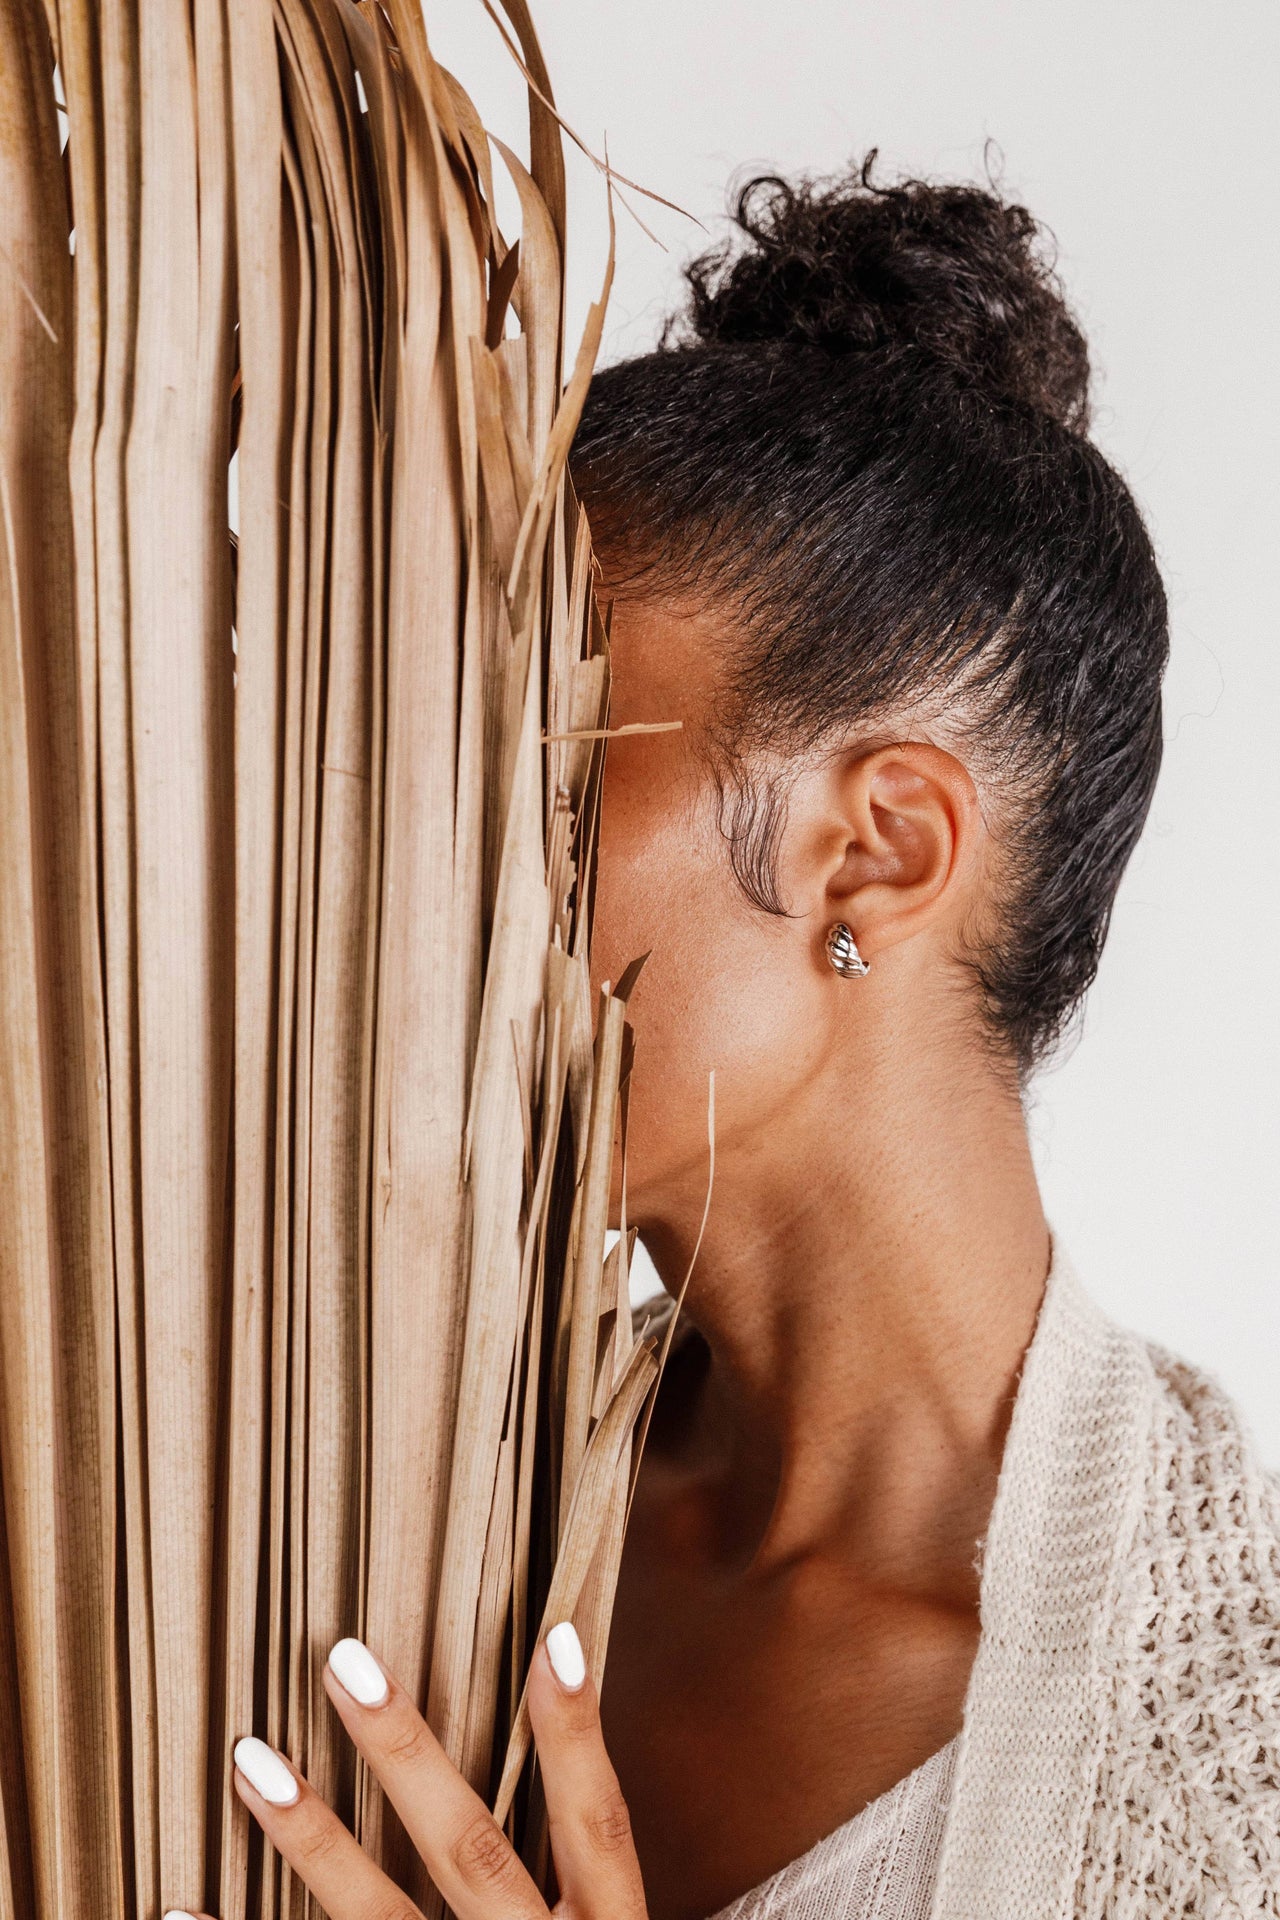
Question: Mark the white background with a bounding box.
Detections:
[430,1,1280,1457]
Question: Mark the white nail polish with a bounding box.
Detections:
[328,1636,389,1707]
[547,1620,586,1691]
[163,1912,201,1919]
[234,1736,299,1806]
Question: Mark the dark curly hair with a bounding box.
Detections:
[571,160,1169,1073]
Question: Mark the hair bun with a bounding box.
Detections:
[680,157,1091,432]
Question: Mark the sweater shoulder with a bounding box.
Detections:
[1076,1341,1280,1914]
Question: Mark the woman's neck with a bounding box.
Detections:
[631,1032,1050,1581]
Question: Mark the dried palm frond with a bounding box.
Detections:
[0,2,669,1914]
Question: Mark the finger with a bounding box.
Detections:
[323,1637,547,1920]
[233,1735,425,1920]
[528,1622,646,1920]
[162,1911,217,1918]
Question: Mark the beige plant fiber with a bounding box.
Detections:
[0,2,668,1914]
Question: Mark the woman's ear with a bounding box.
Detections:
[814,741,984,959]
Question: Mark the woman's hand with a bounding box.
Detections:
[164,1622,647,1920]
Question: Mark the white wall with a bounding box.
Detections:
[430,0,1280,1456]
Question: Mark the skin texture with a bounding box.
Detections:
[195,588,1050,1920]
[592,594,1049,1919]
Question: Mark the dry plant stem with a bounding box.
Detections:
[92,0,154,1905]
[492,1342,659,1827]
[0,9,116,1915]
[0,1,690,1914]
[223,1,290,1911]
[561,992,629,1518]
[50,9,128,1889]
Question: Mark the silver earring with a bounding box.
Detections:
[826,922,870,979]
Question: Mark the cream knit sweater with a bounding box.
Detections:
[931,1249,1280,1917]
[640,1248,1280,1917]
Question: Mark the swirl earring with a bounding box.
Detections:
[826,922,870,979]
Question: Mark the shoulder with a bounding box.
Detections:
[1079,1336,1280,1913]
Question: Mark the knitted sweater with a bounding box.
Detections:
[932,1249,1280,1918]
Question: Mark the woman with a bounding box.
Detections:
[181,167,1280,1920]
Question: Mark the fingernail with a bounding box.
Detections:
[546,1620,586,1691]
[234,1736,299,1806]
[328,1636,389,1708]
[163,1912,201,1919]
